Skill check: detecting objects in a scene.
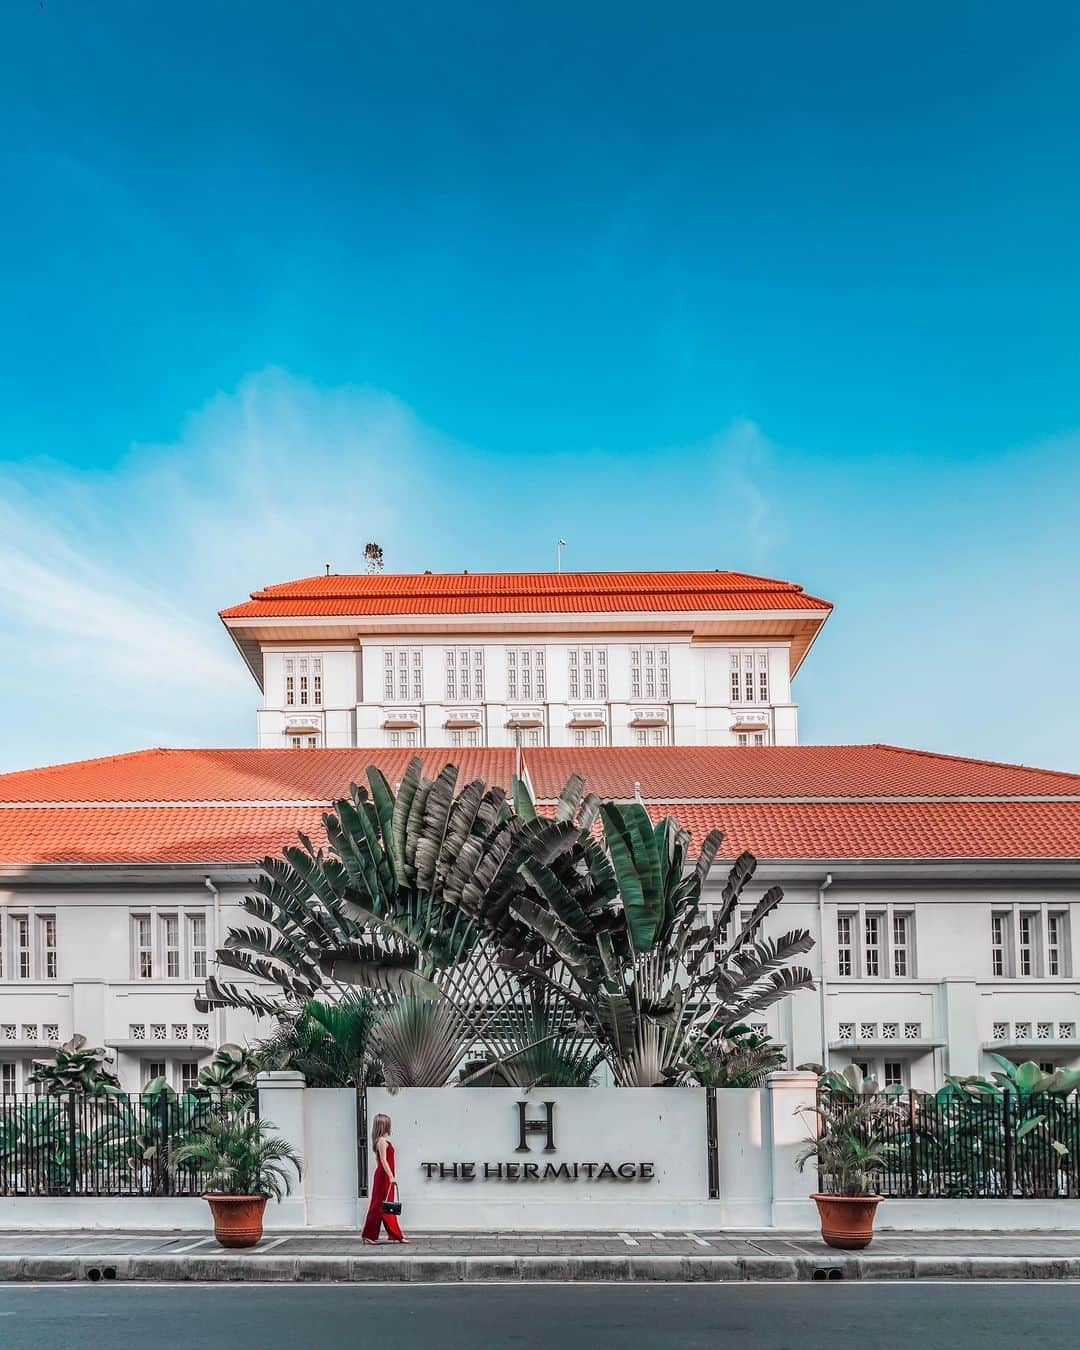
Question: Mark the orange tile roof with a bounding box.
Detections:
[0,744,1078,865]
[0,800,1078,865]
[220,570,833,619]
[2,744,1077,805]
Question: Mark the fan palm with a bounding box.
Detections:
[255,994,382,1088]
[170,1111,301,1199]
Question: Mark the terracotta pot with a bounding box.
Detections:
[205,1194,269,1248]
[812,1193,882,1250]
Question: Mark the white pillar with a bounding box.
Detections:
[256,1071,307,1229]
[765,1070,819,1229]
[303,1088,361,1229]
[943,979,979,1077]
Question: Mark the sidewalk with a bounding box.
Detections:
[2,1229,1080,1283]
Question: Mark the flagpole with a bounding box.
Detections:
[514,724,522,784]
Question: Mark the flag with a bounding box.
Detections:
[513,730,537,817]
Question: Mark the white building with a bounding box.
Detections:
[219,569,833,750]
[1,742,1078,1094]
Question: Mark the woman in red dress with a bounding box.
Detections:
[363,1112,407,1243]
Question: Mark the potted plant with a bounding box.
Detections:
[796,1064,903,1249]
[170,1107,302,1248]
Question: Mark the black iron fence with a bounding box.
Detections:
[824,1091,1080,1199]
[0,1092,228,1197]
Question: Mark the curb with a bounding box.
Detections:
[4,1254,1080,1283]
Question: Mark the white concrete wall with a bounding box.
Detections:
[0,877,266,1092]
[364,1086,715,1230]
[255,634,797,747]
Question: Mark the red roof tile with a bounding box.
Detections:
[1,745,1077,806]
[0,744,1078,865]
[220,570,833,619]
[1,800,1078,865]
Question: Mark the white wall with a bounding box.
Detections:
[0,877,265,1092]
[365,1086,715,1230]
[255,634,796,748]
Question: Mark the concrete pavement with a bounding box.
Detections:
[1,1228,1079,1281]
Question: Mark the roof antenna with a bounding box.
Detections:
[556,538,567,573]
[325,563,331,576]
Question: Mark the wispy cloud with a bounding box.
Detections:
[702,418,783,566]
[0,370,434,769]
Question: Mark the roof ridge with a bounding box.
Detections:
[0,746,164,781]
[240,568,812,601]
[869,742,1080,780]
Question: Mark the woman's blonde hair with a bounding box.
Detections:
[371,1113,392,1148]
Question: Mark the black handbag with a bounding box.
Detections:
[382,1182,402,1216]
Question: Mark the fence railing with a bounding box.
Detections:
[0,1092,232,1197]
[824,1091,1080,1199]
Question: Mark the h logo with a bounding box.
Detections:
[515,1100,556,1153]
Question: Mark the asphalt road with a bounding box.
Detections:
[0,1283,1076,1350]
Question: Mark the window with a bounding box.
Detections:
[836,905,913,978]
[630,646,670,700]
[568,648,607,700]
[1039,1061,1056,1075]
[892,912,911,977]
[1018,910,1038,977]
[133,911,209,980]
[634,728,667,746]
[135,915,153,978]
[1048,911,1067,976]
[0,1063,15,1095]
[388,730,418,748]
[146,1062,166,1088]
[449,729,480,747]
[38,916,57,980]
[992,911,1011,977]
[313,659,322,705]
[445,648,484,701]
[573,727,607,747]
[525,728,543,747]
[729,650,771,703]
[836,913,854,977]
[507,649,545,701]
[13,917,29,980]
[863,912,881,977]
[288,734,320,750]
[161,915,180,979]
[189,914,207,981]
[179,1062,200,1094]
[384,648,422,701]
[992,907,1068,978]
[285,658,295,706]
[883,1061,905,1089]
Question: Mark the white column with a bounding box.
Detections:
[256,1071,307,1229]
[765,1070,819,1229]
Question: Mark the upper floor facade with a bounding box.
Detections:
[219,569,832,750]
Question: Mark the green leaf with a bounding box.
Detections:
[600,802,663,952]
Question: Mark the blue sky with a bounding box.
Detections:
[1,2,1078,772]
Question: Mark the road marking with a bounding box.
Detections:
[166,1237,217,1253]
[685,1231,710,1247]
[617,1232,638,1246]
[257,1238,289,1252]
